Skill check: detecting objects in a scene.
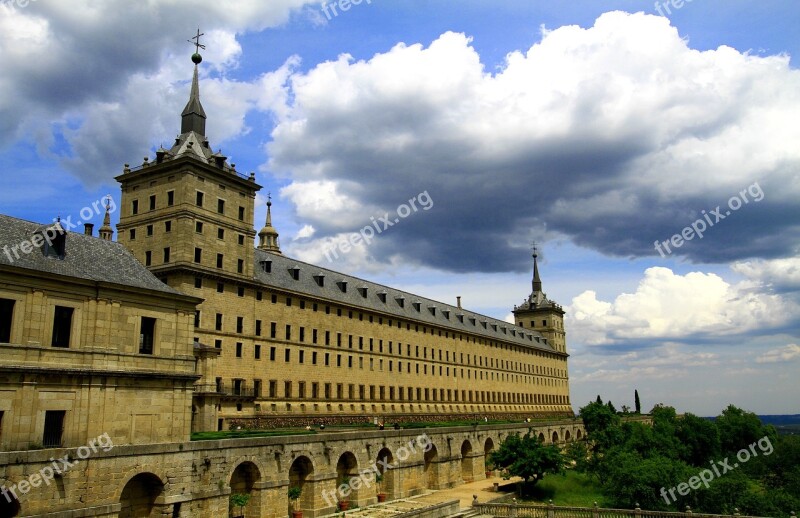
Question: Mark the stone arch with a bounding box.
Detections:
[289,456,314,515]
[229,461,261,515]
[460,440,474,483]
[423,443,439,489]
[119,472,165,518]
[0,482,20,518]
[552,431,559,443]
[375,447,395,500]
[565,430,572,442]
[576,429,583,440]
[483,437,495,475]
[538,432,545,443]
[335,451,360,504]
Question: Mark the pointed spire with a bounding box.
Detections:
[532,244,542,293]
[181,29,207,136]
[99,196,114,241]
[258,194,282,254]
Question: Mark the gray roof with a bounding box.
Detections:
[0,214,184,296]
[253,249,558,354]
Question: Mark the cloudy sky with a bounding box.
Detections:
[1,0,798,416]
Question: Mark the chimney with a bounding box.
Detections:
[84,223,94,236]
[456,296,462,309]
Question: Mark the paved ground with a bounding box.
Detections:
[319,474,520,517]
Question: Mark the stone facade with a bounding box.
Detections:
[0,421,584,517]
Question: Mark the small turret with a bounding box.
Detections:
[257,194,282,254]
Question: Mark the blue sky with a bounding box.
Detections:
[1,0,798,416]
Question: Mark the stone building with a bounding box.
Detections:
[0,45,577,517]
[111,51,572,430]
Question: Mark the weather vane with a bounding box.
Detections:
[531,241,539,257]
[188,28,205,64]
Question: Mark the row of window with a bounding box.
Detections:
[129,220,247,245]
[199,309,566,377]
[129,191,246,221]
[219,378,569,406]
[0,298,157,354]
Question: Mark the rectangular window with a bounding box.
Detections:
[194,311,200,328]
[255,320,262,336]
[238,234,245,246]
[236,342,243,358]
[195,221,203,233]
[236,317,243,334]
[194,248,202,263]
[164,221,172,232]
[51,306,74,348]
[132,200,139,215]
[149,194,156,211]
[217,228,225,240]
[325,331,330,346]
[217,282,224,293]
[270,347,276,361]
[217,199,225,214]
[237,259,244,274]
[312,329,318,344]
[196,191,204,206]
[145,251,152,266]
[215,313,223,331]
[0,298,15,343]
[129,229,136,240]
[163,247,170,263]
[215,339,222,349]
[269,380,277,397]
[255,344,261,359]
[167,190,174,206]
[42,410,66,448]
[299,350,305,364]
[285,349,291,362]
[216,254,223,268]
[139,317,156,354]
[284,381,292,398]
[285,325,291,340]
[238,206,245,221]
[146,224,153,236]
[299,327,305,342]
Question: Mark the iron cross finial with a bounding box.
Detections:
[188,28,206,54]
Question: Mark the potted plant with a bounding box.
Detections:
[229,493,250,518]
[376,473,386,503]
[288,486,303,518]
[337,477,351,511]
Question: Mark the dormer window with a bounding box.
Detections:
[480,321,487,329]
[260,260,272,273]
[313,274,325,287]
[428,306,436,316]
[289,266,300,281]
[456,314,464,323]
[377,291,387,303]
[412,302,421,312]
[38,223,67,260]
[357,287,368,298]
[442,309,450,319]
[395,296,405,308]
[336,280,347,293]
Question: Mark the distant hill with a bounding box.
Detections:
[758,414,800,435]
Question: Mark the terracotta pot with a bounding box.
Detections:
[485,471,492,478]
[338,500,350,511]
[377,493,387,502]
[292,511,303,518]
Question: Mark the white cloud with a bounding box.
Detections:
[566,266,798,347]
[756,344,800,364]
[732,257,800,292]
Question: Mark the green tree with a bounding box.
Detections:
[675,413,720,466]
[489,432,565,494]
[634,390,641,414]
[715,405,770,454]
[603,450,693,511]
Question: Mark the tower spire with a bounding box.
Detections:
[181,29,207,136]
[258,194,282,254]
[532,243,542,293]
[98,196,114,241]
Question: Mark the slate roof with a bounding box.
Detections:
[253,249,559,354]
[0,214,185,296]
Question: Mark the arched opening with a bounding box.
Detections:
[0,487,20,518]
[119,473,164,518]
[423,444,439,489]
[288,456,314,516]
[460,440,474,482]
[538,432,545,443]
[230,461,261,517]
[483,438,495,476]
[565,430,572,442]
[335,452,359,505]
[375,447,395,501]
[576,429,583,440]
[552,431,559,443]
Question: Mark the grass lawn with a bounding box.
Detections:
[519,470,609,507]
[191,429,315,441]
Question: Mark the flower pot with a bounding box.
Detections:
[292,511,303,518]
[377,493,387,503]
[485,471,491,478]
[338,500,350,511]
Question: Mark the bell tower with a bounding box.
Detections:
[512,246,566,353]
[114,31,262,289]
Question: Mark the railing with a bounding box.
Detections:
[215,383,257,398]
[470,501,772,518]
